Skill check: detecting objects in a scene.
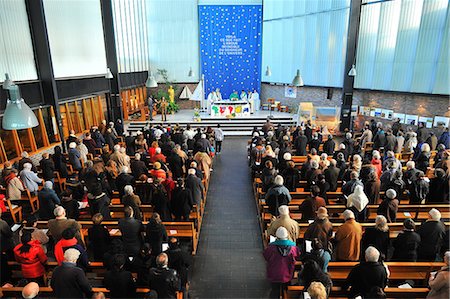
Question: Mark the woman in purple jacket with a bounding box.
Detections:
[263,226,301,298]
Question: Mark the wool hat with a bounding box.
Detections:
[316,207,329,218]
[386,189,397,199]
[278,205,289,216]
[275,226,289,240]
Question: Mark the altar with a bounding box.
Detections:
[210,100,251,118]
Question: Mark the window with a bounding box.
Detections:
[32,110,45,149]
[17,129,34,153]
[0,126,18,160]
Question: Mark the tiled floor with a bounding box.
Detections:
[189,137,270,298]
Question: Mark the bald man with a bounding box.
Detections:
[22,282,39,299]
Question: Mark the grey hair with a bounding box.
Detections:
[343,209,355,221]
[365,246,380,262]
[406,161,415,169]
[64,248,81,263]
[274,175,284,186]
[135,153,141,160]
[311,160,319,169]
[429,208,441,221]
[54,206,65,217]
[121,166,129,174]
[375,215,389,232]
[386,151,395,158]
[124,185,133,195]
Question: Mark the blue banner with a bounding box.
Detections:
[199,5,262,99]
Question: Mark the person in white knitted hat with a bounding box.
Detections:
[263,226,301,298]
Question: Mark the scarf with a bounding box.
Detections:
[54,238,77,265]
[5,172,25,189]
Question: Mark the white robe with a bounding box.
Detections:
[216,91,223,101]
[240,92,247,101]
[251,92,260,111]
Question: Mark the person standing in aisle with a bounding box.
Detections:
[214,124,224,154]
[159,97,168,122]
[148,96,154,121]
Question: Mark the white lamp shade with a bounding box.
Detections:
[265,66,272,77]
[105,67,114,79]
[145,73,158,88]
[2,98,39,130]
[348,64,356,77]
[292,69,304,86]
[2,73,13,90]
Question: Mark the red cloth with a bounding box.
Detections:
[0,195,6,213]
[54,238,77,265]
[371,159,382,178]
[150,169,167,180]
[148,147,157,157]
[13,240,47,278]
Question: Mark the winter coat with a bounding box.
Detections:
[335,219,362,261]
[263,239,301,283]
[265,185,292,216]
[13,240,47,278]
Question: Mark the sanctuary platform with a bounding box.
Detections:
[125,109,296,136]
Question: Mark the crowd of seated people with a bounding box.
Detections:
[252,119,449,298]
[0,121,223,298]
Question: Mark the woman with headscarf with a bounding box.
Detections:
[346,185,369,222]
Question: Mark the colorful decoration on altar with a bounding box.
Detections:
[210,103,251,117]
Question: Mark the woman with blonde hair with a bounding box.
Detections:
[307,281,327,299]
[361,215,389,258]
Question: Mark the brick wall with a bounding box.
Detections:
[260,84,348,112]
[261,83,449,131]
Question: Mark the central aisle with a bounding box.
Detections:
[189,137,270,298]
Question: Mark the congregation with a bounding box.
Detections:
[250,119,449,299]
[0,121,224,298]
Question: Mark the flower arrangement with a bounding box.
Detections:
[193,108,201,122]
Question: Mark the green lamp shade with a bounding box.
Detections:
[2,86,39,130]
[292,69,304,87]
[145,76,158,88]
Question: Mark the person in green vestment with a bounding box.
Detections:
[230,90,239,100]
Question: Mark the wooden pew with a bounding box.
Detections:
[284,285,430,299]
[293,261,444,283]
[1,287,183,299]
[36,220,199,255]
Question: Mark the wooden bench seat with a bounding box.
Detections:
[36,220,199,255]
[0,287,182,299]
[284,285,430,299]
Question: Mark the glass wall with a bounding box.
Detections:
[43,0,108,78]
[355,0,449,94]
[262,0,351,87]
[146,0,200,83]
[0,0,38,82]
[112,0,149,73]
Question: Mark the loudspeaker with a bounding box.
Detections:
[327,88,333,100]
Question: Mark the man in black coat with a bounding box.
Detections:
[130,153,148,180]
[417,209,446,261]
[342,171,363,196]
[170,180,194,221]
[51,248,92,298]
[116,166,135,198]
[118,206,144,257]
[194,134,210,154]
[294,131,308,156]
[342,246,388,298]
[392,218,421,261]
[40,153,55,182]
[373,126,386,150]
[166,149,184,179]
[166,238,192,291]
[323,135,335,155]
[185,169,204,206]
[149,253,181,299]
[324,159,340,191]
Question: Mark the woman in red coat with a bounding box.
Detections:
[13,232,47,285]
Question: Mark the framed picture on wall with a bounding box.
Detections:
[433,116,450,128]
[393,113,406,124]
[418,117,433,128]
[285,86,297,98]
[405,114,419,125]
